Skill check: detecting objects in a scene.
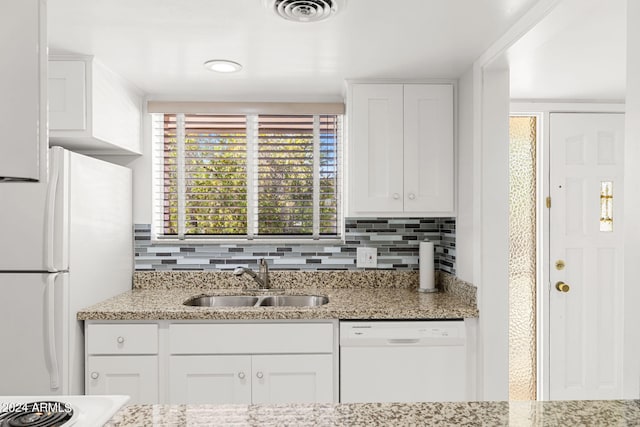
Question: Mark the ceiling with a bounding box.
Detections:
[508,0,626,101]
[47,0,539,101]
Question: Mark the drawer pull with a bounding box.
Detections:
[256,371,264,379]
[90,372,99,380]
[117,336,125,344]
[238,372,245,379]
[387,338,420,344]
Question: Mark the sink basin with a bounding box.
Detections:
[184,295,259,307]
[183,294,329,308]
[259,295,329,307]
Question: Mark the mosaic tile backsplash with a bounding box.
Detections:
[134,218,456,273]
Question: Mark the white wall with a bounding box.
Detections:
[456,68,476,283]
[623,0,640,399]
[478,68,511,400]
[457,65,510,401]
[95,105,153,224]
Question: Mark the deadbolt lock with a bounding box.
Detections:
[555,260,565,270]
[555,281,570,293]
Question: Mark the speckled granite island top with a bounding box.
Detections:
[78,271,478,321]
[105,400,640,426]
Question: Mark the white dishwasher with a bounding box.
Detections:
[339,320,466,403]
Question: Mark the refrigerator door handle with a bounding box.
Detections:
[45,150,61,272]
[43,273,60,390]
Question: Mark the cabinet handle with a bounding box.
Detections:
[393,193,400,200]
[238,372,245,379]
[90,372,99,380]
[256,371,264,379]
[117,336,125,344]
[408,193,416,200]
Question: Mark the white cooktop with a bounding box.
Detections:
[0,395,129,426]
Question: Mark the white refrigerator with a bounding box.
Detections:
[0,146,133,395]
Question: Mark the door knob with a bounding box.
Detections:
[555,281,570,293]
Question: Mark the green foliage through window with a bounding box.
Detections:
[153,113,342,240]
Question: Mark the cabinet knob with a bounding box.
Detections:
[555,281,570,293]
[117,336,125,344]
[408,193,416,200]
[91,372,99,380]
[238,372,245,379]
[256,371,264,379]
[393,193,400,200]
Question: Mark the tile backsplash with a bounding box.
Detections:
[134,218,456,273]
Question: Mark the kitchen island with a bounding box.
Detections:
[105,400,640,426]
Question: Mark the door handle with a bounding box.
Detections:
[555,281,570,293]
[44,273,61,389]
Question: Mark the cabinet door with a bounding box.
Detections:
[252,355,334,404]
[349,84,404,215]
[48,60,86,130]
[169,355,251,404]
[0,0,45,181]
[86,356,158,404]
[403,84,454,214]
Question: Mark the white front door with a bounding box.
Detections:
[548,113,625,400]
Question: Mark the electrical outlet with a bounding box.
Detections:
[356,247,377,268]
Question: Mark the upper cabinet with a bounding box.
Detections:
[49,55,143,155]
[0,0,47,181]
[347,83,455,217]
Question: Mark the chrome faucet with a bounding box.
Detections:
[233,258,270,290]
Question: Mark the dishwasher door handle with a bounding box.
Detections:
[387,338,420,344]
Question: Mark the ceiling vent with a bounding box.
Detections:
[264,0,344,23]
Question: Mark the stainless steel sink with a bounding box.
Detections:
[258,295,329,307]
[184,295,259,307]
[183,294,329,308]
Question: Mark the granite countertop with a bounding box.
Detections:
[105,400,640,426]
[77,287,478,320]
[77,270,479,321]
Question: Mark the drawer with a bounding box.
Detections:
[170,323,334,354]
[87,323,158,355]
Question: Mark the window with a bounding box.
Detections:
[152,112,342,240]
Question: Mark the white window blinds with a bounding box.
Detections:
[152,112,342,240]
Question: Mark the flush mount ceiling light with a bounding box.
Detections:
[203,59,243,73]
[264,0,345,23]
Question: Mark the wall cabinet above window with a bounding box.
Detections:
[49,56,142,155]
[346,83,455,217]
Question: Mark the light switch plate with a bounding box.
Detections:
[356,247,377,268]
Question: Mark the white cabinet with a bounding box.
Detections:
[85,321,337,405]
[0,0,46,181]
[168,323,337,405]
[347,83,454,217]
[251,354,333,404]
[85,323,159,404]
[169,354,333,404]
[169,355,251,404]
[86,356,158,404]
[49,55,142,155]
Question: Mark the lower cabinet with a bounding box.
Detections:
[169,354,333,404]
[86,356,159,404]
[85,323,159,404]
[85,321,337,405]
